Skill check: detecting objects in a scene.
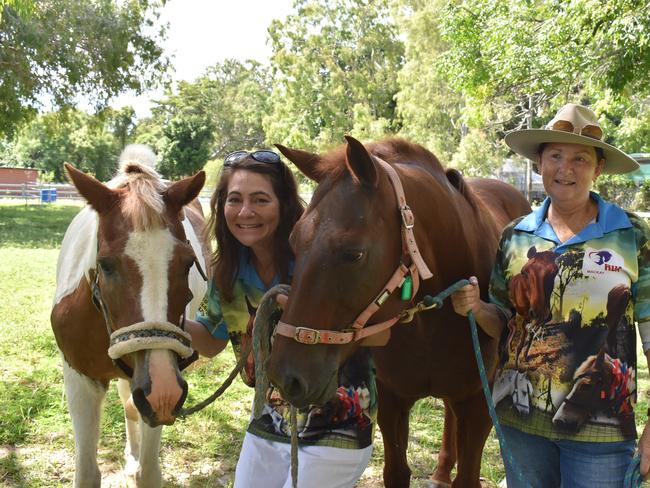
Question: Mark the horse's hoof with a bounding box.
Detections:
[423,481,452,488]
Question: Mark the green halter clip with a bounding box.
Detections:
[401,275,413,301]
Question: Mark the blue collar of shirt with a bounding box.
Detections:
[237,246,294,290]
[514,191,631,250]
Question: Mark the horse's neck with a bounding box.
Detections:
[54,206,99,306]
[401,167,491,282]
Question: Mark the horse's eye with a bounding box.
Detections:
[98,258,116,276]
[343,250,365,263]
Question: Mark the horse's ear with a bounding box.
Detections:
[275,144,323,182]
[344,135,378,188]
[244,295,257,316]
[164,171,206,212]
[527,246,537,259]
[64,162,118,214]
[595,348,606,369]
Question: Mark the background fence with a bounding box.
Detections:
[1,182,81,203]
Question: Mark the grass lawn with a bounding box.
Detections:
[0,201,648,487]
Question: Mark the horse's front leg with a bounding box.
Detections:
[63,361,107,488]
[449,390,492,488]
[427,400,456,488]
[377,380,415,488]
[116,378,141,480]
[137,421,163,487]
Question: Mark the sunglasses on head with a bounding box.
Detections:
[549,120,603,141]
[223,150,282,167]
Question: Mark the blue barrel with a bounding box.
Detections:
[40,188,57,203]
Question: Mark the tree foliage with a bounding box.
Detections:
[0,0,169,136]
[264,0,404,151]
[139,59,271,179]
[202,60,272,157]
[394,0,464,162]
[438,0,650,131]
[14,109,120,181]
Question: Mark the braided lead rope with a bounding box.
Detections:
[291,405,298,488]
[251,284,297,488]
[625,455,642,488]
[177,341,251,417]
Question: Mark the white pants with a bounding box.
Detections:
[234,432,373,488]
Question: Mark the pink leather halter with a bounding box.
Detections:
[275,156,433,345]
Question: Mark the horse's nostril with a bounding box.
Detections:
[132,387,155,425]
[283,375,308,403]
[172,378,189,415]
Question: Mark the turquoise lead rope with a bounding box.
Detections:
[427,279,531,488]
[428,279,643,488]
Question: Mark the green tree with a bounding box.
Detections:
[264,0,404,151]
[202,59,272,157]
[438,0,650,131]
[394,0,464,162]
[104,106,136,151]
[14,109,119,181]
[139,59,272,179]
[157,114,214,179]
[449,128,508,177]
[0,0,169,136]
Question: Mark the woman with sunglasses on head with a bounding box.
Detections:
[451,103,650,487]
[185,149,376,488]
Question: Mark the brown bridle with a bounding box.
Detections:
[274,156,433,345]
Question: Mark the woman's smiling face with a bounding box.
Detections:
[223,170,280,251]
[538,143,605,207]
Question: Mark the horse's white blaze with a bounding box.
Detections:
[124,228,175,323]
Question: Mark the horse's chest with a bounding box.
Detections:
[371,314,496,398]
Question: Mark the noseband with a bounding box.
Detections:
[90,248,206,377]
[275,156,433,345]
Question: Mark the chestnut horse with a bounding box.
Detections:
[553,349,635,437]
[50,146,208,487]
[266,136,530,487]
[508,246,559,366]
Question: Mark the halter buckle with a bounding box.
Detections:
[294,326,321,344]
[400,205,415,230]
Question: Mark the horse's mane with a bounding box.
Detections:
[108,145,166,231]
[315,137,479,209]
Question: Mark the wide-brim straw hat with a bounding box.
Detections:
[504,103,639,174]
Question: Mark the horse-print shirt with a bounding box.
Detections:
[196,248,376,449]
[489,192,650,442]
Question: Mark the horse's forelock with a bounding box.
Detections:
[111,162,167,231]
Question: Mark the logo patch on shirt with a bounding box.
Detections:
[582,247,623,275]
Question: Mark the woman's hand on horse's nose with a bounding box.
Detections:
[451,276,480,317]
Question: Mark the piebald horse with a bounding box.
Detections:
[50,145,209,487]
[266,136,530,487]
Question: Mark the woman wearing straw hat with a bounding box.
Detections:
[451,103,650,487]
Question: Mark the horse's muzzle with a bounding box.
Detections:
[130,350,189,427]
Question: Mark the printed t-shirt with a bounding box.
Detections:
[196,248,376,449]
[489,192,650,442]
